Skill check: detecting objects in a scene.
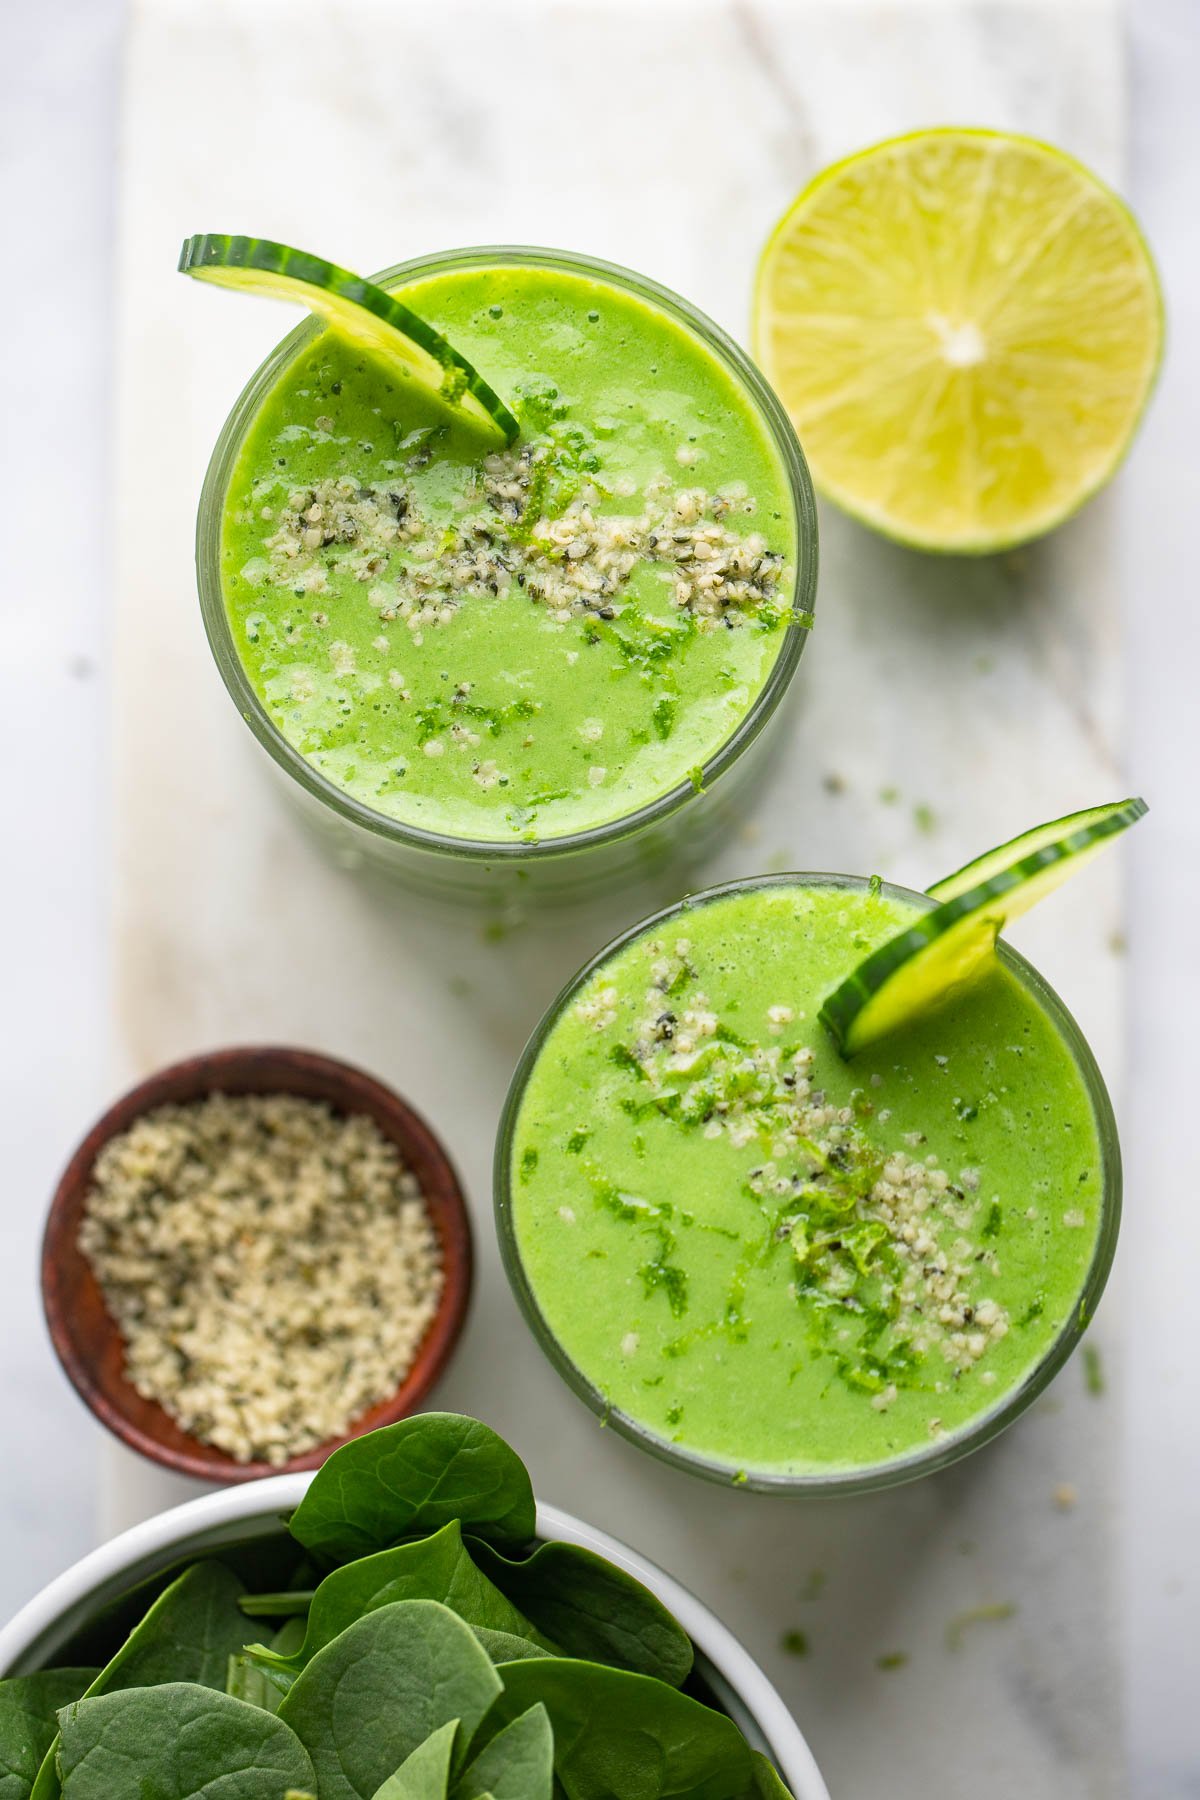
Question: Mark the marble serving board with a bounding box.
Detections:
[113,0,1130,1792]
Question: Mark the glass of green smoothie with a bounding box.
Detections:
[495,870,1121,1494]
[196,247,817,902]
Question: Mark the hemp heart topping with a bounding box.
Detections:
[78,1093,443,1465]
[252,438,786,637]
[574,937,1011,1403]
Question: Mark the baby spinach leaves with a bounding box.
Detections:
[56,1683,315,1798]
[370,1704,553,1800]
[14,1416,797,1799]
[469,1539,693,1686]
[29,1560,251,1800]
[0,1671,95,1800]
[481,1659,756,1800]
[456,1703,553,1800]
[246,1524,544,1681]
[372,1719,457,1798]
[288,1416,536,1563]
[465,1628,551,1665]
[748,1751,797,1797]
[278,1602,501,1800]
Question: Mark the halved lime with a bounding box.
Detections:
[753,129,1164,552]
[821,797,1147,1054]
[179,234,518,445]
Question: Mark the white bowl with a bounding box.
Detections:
[0,1476,829,1800]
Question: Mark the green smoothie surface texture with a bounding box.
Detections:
[219,261,799,843]
[508,881,1107,1478]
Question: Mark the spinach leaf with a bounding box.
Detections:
[466,1630,550,1665]
[56,1682,315,1798]
[30,1561,252,1800]
[0,1672,96,1800]
[278,1602,501,1800]
[249,1524,544,1678]
[371,1720,457,1799]
[229,1617,307,1713]
[454,1702,552,1800]
[481,1659,754,1800]
[80,1560,248,1693]
[747,1752,796,1798]
[469,1539,693,1686]
[270,1619,308,1659]
[238,1593,314,1621]
[287,1417,535,1564]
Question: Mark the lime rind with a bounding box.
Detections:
[179,234,518,445]
[821,796,1147,1054]
[753,127,1165,555]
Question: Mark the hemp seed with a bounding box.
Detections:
[78,1094,443,1466]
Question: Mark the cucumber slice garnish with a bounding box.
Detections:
[926,798,1149,903]
[179,234,518,445]
[821,797,1147,1054]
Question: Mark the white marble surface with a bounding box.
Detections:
[1,0,1197,1795]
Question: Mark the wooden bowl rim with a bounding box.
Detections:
[41,1045,473,1483]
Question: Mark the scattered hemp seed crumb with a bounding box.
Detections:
[1108,930,1128,956]
[876,1652,908,1671]
[1083,1343,1105,1395]
[822,772,846,796]
[781,1629,810,1658]
[78,1094,443,1466]
[1053,1483,1078,1510]
[945,1602,1016,1651]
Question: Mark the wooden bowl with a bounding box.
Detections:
[41,1046,473,1483]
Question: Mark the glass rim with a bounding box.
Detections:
[196,243,819,863]
[493,870,1122,1496]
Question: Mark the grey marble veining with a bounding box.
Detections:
[98,1,1133,1793]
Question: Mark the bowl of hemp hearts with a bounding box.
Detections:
[41,1045,472,1480]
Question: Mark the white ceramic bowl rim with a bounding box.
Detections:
[0,1474,829,1800]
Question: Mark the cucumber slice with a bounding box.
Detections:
[179,234,518,445]
[926,798,1148,903]
[821,797,1147,1054]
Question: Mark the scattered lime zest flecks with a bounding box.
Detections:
[781,1629,810,1658]
[945,1602,1016,1651]
[597,954,1012,1399]
[1083,1342,1105,1395]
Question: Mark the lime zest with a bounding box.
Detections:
[178,233,518,445]
[821,797,1147,1055]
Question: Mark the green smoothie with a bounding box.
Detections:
[502,877,1113,1483]
[217,258,804,845]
